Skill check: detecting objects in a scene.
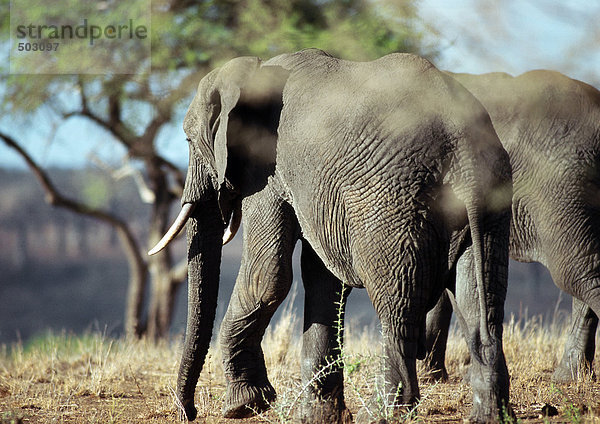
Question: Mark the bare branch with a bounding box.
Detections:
[63,108,138,148]
[0,131,60,203]
[108,91,121,128]
[77,76,90,114]
[0,131,147,276]
[90,154,157,204]
[142,114,170,144]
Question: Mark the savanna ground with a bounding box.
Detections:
[1,301,600,424]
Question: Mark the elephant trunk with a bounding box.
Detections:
[176,197,225,421]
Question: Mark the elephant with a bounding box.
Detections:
[424,70,600,383]
[149,49,514,422]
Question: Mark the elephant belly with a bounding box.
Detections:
[292,201,366,289]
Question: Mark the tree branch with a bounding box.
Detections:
[63,109,136,147]
[0,131,147,278]
[64,77,138,150]
[77,76,90,114]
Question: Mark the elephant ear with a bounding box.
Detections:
[184,56,261,188]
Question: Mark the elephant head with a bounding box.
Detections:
[148,57,287,420]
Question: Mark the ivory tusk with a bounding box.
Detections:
[148,203,195,255]
[222,206,242,245]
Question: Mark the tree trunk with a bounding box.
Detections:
[120,223,149,338]
[1,130,186,343]
[145,157,178,340]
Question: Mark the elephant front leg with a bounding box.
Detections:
[455,247,512,423]
[553,297,598,382]
[300,240,352,423]
[219,188,298,418]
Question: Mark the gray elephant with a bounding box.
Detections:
[150,49,513,422]
[424,70,600,383]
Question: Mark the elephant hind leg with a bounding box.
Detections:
[553,276,600,384]
[423,289,453,382]
[534,202,600,383]
[546,252,600,383]
[552,296,598,383]
[220,187,298,418]
[355,239,446,422]
[455,247,511,423]
[356,289,426,424]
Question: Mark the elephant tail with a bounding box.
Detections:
[456,131,511,350]
[451,139,496,348]
[464,195,492,346]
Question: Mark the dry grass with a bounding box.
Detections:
[2,309,600,423]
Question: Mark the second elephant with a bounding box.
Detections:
[425,70,600,383]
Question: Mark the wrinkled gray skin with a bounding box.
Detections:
[425,70,600,383]
[170,49,513,423]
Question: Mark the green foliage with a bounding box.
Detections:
[14,330,107,357]
[549,384,585,424]
[222,0,430,61]
[564,403,582,424]
[499,402,520,424]
[1,0,433,120]
[80,175,111,209]
[0,411,25,424]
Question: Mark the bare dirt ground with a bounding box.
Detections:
[2,310,600,423]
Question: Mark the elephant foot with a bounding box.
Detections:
[467,402,514,424]
[468,384,513,424]
[469,363,511,423]
[300,398,352,424]
[552,353,594,383]
[223,379,276,418]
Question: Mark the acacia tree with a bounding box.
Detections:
[0,0,435,340]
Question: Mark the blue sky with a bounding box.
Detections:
[419,0,600,81]
[1,0,599,170]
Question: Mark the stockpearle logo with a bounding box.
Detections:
[9,0,151,74]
